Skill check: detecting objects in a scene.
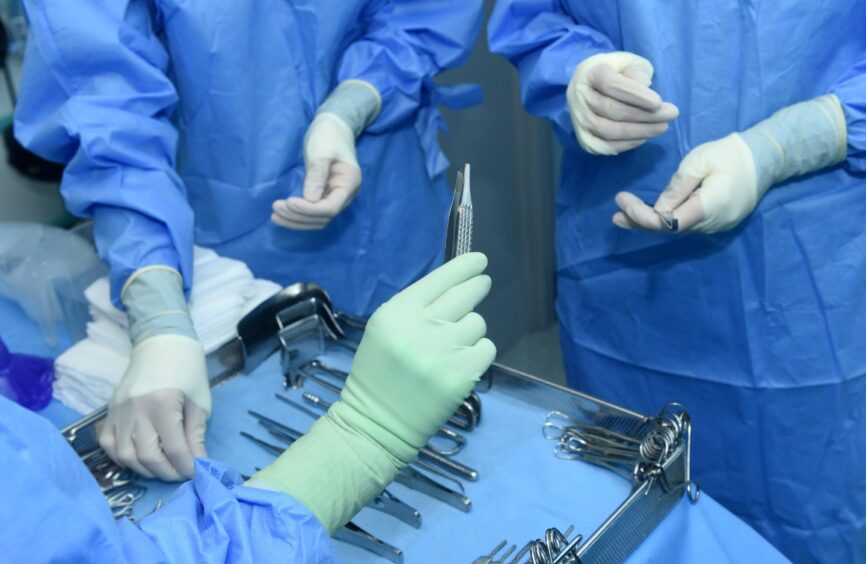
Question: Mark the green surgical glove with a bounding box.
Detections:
[249,252,496,534]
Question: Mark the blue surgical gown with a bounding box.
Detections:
[14,0,483,316]
[489,1,866,562]
[0,395,335,562]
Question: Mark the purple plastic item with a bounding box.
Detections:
[0,338,55,410]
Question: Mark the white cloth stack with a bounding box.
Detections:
[54,248,281,414]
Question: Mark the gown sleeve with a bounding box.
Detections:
[487,0,614,150]
[14,0,194,306]
[336,0,484,133]
[0,395,335,563]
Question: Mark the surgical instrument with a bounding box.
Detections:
[449,392,481,430]
[473,540,507,564]
[241,431,285,456]
[371,489,423,529]
[654,208,678,232]
[249,409,305,439]
[274,393,321,419]
[239,283,338,373]
[294,366,342,394]
[334,522,404,564]
[427,426,467,457]
[445,163,473,260]
[411,459,466,494]
[394,466,472,513]
[544,404,701,503]
[302,359,348,381]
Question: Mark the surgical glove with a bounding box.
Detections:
[248,253,496,534]
[98,267,210,481]
[613,94,847,233]
[272,80,382,230]
[567,51,679,156]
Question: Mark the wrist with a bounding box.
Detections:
[121,266,197,346]
[740,94,847,190]
[250,414,399,535]
[316,80,382,137]
[328,391,420,465]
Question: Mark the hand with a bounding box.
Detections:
[334,252,498,460]
[271,113,361,230]
[99,334,210,481]
[248,253,496,534]
[613,94,848,234]
[567,51,679,156]
[612,133,759,234]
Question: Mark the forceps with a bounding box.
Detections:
[105,484,147,509]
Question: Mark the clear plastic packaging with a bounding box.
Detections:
[0,222,105,346]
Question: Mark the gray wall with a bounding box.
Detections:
[438,1,559,353]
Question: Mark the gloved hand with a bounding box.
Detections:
[272,80,381,230]
[613,94,847,233]
[567,51,679,156]
[98,267,210,481]
[248,253,496,534]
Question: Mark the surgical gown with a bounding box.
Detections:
[0,395,335,562]
[14,0,483,316]
[489,1,866,562]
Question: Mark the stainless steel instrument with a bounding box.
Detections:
[445,163,473,261]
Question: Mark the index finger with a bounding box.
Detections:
[591,65,663,111]
[398,252,488,306]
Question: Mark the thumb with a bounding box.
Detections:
[303,160,331,202]
[184,401,209,460]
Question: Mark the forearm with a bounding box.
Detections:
[122,267,196,344]
[739,94,847,191]
[248,413,402,536]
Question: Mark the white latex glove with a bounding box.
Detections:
[613,94,847,234]
[567,52,679,156]
[272,80,381,230]
[98,267,210,481]
[271,113,361,230]
[99,335,210,480]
